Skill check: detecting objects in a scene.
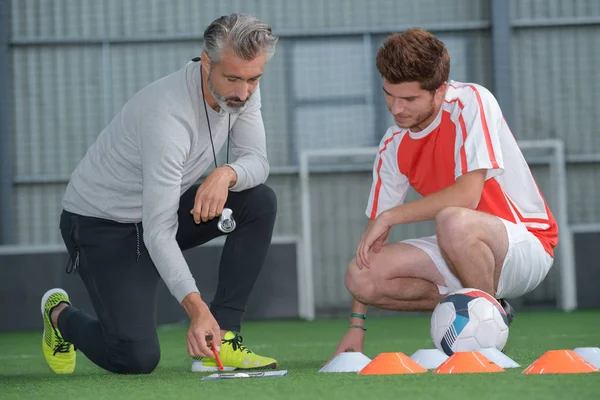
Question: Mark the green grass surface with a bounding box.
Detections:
[1,311,599,400]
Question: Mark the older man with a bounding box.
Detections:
[41,13,279,374]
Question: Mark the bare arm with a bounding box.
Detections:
[357,169,487,269]
[382,169,487,225]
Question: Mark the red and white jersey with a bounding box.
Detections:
[365,81,558,257]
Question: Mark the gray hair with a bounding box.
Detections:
[203,13,278,64]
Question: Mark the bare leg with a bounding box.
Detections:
[365,276,442,311]
[344,243,445,311]
[436,207,508,297]
[51,303,69,328]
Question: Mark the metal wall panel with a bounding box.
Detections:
[566,164,600,224]
[11,0,490,39]
[263,174,301,236]
[367,0,488,27]
[256,38,290,167]
[12,46,105,178]
[11,0,106,38]
[511,0,600,20]
[511,26,600,154]
[107,42,201,116]
[14,184,66,245]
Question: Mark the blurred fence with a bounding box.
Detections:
[1,0,600,315]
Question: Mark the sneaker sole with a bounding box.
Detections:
[41,288,69,316]
[191,361,236,372]
[236,362,279,371]
[190,361,279,372]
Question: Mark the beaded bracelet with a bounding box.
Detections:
[348,324,367,331]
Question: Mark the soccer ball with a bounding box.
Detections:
[430,288,509,356]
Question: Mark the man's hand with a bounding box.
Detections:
[327,328,366,363]
[182,293,222,358]
[190,166,237,224]
[187,311,221,358]
[356,213,392,269]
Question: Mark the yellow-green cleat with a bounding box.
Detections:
[41,288,76,374]
[191,331,278,372]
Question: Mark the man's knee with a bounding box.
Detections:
[245,184,277,216]
[436,207,476,251]
[109,341,160,374]
[344,259,377,305]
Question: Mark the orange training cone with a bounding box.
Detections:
[522,350,599,374]
[358,352,427,375]
[433,351,504,374]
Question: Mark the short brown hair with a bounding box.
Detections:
[376,28,450,91]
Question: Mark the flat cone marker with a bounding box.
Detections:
[522,350,599,374]
[358,352,427,375]
[433,351,504,374]
[478,348,520,368]
[573,347,600,369]
[319,352,372,373]
[410,349,449,369]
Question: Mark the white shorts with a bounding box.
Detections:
[403,218,554,299]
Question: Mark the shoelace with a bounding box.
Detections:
[224,334,252,354]
[53,340,71,355]
[46,308,74,355]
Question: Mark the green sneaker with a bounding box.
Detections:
[41,288,76,374]
[191,331,278,372]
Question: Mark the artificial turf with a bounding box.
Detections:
[1,310,599,400]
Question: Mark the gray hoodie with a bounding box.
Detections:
[62,60,269,303]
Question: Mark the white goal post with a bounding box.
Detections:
[298,139,576,321]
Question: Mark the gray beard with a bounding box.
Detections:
[208,71,250,114]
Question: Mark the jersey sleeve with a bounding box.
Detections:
[365,130,410,220]
[454,84,505,181]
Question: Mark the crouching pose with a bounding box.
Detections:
[330,28,557,358]
[41,13,280,375]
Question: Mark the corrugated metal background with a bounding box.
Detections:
[10,0,489,37]
[511,0,600,19]
[5,0,600,312]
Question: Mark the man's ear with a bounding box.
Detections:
[201,51,211,74]
[436,82,448,101]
